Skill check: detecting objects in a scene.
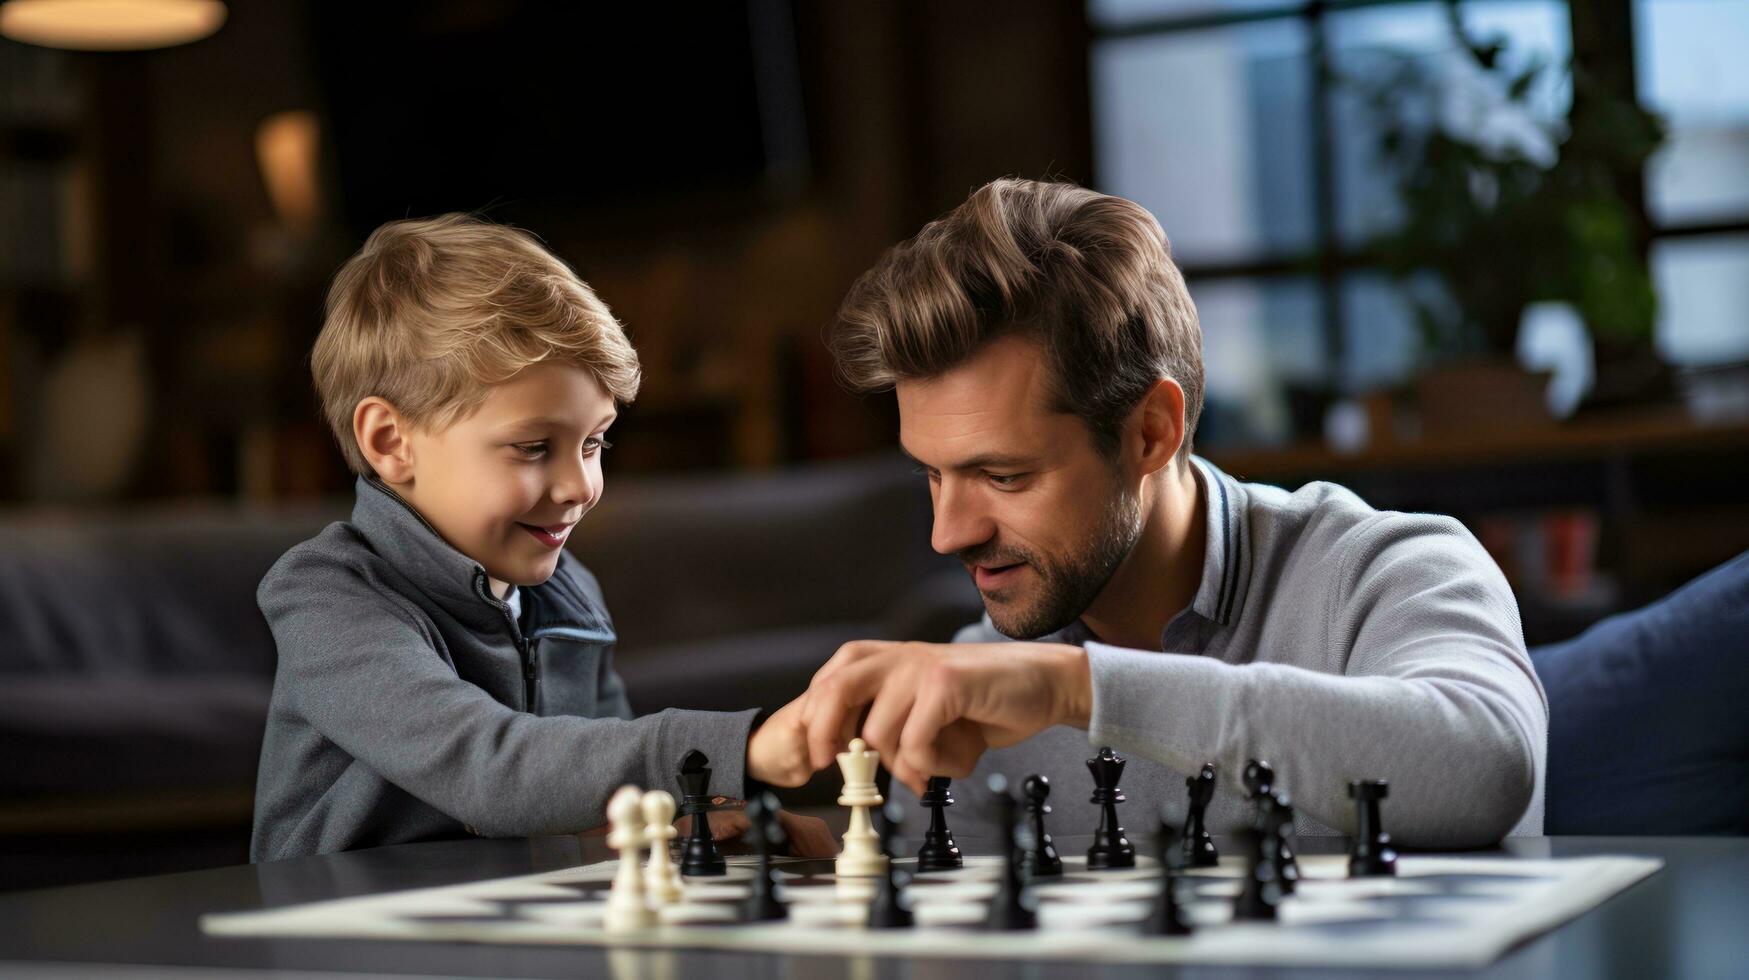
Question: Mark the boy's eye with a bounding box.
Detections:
[584,436,614,456]
[513,441,548,458]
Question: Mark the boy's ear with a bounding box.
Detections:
[355,397,416,484]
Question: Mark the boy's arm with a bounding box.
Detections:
[261,553,756,837]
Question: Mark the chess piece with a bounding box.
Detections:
[744,791,788,921]
[1231,826,1283,922]
[915,776,963,871]
[641,789,683,905]
[604,785,656,932]
[1086,746,1136,870]
[1181,762,1219,868]
[676,749,726,877]
[1143,817,1192,936]
[1242,758,1275,802]
[1348,779,1399,877]
[983,774,1038,931]
[867,801,914,929]
[1263,792,1299,896]
[835,738,888,878]
[1020,775,1063,879]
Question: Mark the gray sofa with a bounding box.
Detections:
[0,453,979,891]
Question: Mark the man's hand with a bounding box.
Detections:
[746,694,815,787]
[796,640,1092,795]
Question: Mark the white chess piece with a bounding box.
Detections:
[641,789,683,905]
[604,785,656,931]
[835,737,888,878]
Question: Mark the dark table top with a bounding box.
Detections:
[1,834,1745,979]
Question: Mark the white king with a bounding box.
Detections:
[835,737,888,878]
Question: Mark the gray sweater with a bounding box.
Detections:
[250,476,757,862]
[900,458,1547,850]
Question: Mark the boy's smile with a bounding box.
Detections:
[368,361,616,600]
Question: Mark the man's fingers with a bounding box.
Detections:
[803,652,901,770]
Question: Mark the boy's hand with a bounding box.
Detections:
[746,695,815,787]
[674,807,836,858]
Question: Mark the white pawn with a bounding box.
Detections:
[642,789,683,905]
[604,785,656,932]
[835,737,888,878]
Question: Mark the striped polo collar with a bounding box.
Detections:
[1187,456,1253,628]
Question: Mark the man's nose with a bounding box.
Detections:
[929,480,994,557]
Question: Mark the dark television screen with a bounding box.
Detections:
[311,0,803,232]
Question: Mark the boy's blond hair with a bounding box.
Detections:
[313,214,641,475]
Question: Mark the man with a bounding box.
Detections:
[787,178,1545,847]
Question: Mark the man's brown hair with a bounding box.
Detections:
[830,178,1203,462]
[312,213,641,475]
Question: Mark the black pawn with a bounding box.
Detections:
[1086,746,1136,870]
[1232,827,1283,922]
[1348,780,1399,877]
[743,791,787,921]
[676,749,726,877]
[1181,762,1219,868]
[916,776,964,871]
[1263,792,1299,896]
[1143,817,1192,936]
[984,774,1038,931]
[1020,775,1063,879]
[1242,758,1275,802]
[868,801,914,929]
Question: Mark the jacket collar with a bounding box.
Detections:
[350,476,610,639]
[1187,456,1252,629]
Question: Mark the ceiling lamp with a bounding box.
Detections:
[0,0,226,51]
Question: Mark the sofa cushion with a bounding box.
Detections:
[1532,550,1749,835]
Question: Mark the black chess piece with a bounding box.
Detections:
[916,776,964,871]
[1086,746,1137,870]
[743,791,787,921]
[1242,758,1275,802]
[676,749,727,877]
[984,774,1038,931]
[867,800,914,929]
[1143,817,1193,936]
[1020,775,1063,879]
[1263,792,1299,896]
[1348,779,1399,878]
[1232,826,1283,922]
[1181,762,1219,868]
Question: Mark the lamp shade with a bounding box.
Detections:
[0,0,225,51]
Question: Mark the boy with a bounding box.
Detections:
[251,214,824,861]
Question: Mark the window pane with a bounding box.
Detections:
[1187,276,1323,448]
[1635,0,1749,225]
[1652,234,1749,367]
[1328,1,1572,248]
[1088,0,1301,31]
[1341,272,1445,392]
[1092,19,1316,265]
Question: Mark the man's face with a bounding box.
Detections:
[897,335,1143,639]
[396,361,615,594]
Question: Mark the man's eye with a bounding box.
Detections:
[987,472,1022,488]
[912,465,940,482]
[513,442,548,458]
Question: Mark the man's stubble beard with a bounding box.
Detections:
[965,478,1144,641]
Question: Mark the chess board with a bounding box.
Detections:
[202,850,1661,969]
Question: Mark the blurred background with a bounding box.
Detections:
[0,0,1745,890]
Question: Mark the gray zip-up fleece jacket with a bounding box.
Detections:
[894,458,1547,850]
[250,476,758,862]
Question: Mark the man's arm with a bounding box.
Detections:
[1085,514,1545,847]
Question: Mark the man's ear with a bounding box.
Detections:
[1129,378,1185,478]
[355,396,416,484]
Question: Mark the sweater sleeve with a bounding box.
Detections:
[1085,514,1546,848]
[259,550,756,837]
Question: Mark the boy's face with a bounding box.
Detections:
[393,361,616,598]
